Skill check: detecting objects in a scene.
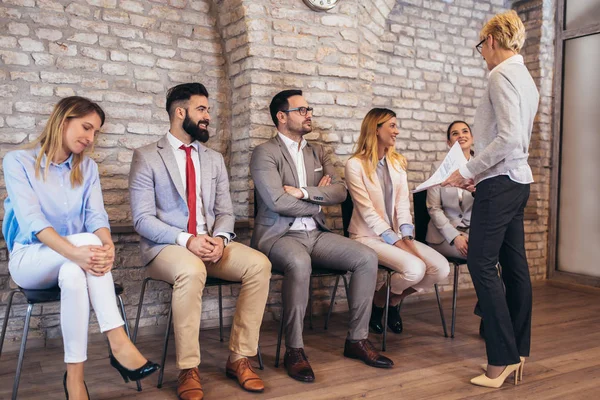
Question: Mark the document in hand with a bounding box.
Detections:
[412,141,469,193]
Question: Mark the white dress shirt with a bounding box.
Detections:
[167,132,231,247]
[278,132,318,231]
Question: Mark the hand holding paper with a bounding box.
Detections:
[412,141,470,193]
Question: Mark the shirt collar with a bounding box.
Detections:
[167,131,199,152]
[490,54,524,75]
[377,157,386,167]
[278,132,307,152]
[39,147,74,170]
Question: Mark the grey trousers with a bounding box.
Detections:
[269,230,378,348]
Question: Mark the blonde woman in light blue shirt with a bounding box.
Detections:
[2,97,158,399]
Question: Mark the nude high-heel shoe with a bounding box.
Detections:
[480,356,525,381]
[470,362,522,388]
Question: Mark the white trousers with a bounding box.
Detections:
[355,237,450,295]
[8,233,124,363]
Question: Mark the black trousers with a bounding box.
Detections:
[467,175,532,366]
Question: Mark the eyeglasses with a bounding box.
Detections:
[475,38,486,55]
[282,107,313,116]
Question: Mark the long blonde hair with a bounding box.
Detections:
[24,96,105,187]
[351,108,407,182]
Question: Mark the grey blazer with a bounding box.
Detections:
[250,135,346,256]
[129,135,235,266]
[426,161,473,245]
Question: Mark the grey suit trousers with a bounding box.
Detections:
[270,229,378,348]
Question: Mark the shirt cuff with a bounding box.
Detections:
[459,164,474,180]
[399,224,414,239]
[381,229,401,245]
[300,188,309,200]
[176,232,193,248]
[214,232,232,245]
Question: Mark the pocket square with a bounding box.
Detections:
[314,167,323,172]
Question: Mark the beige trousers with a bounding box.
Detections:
[355,237,450,295]
[147,242,271,369]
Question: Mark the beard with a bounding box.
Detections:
[182,114,210,143]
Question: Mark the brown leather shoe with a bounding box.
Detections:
[343,339,394,368]
[177,367,203,400]
[225,357,265,392]
[283,347,315,382]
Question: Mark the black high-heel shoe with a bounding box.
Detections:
[63,371,90,400]
[387,304,403,334]
[109,354,160,383]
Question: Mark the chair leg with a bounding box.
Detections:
[12,303,33,400]
[133,277,151,344]
[257,344,264,370]
[382,271,391,352]
[308,277,313,330]
[275,308,284,368]
[324,275,340,330]
[451,264,460,338]
[157,303,173,389]
[218,285,224,342]
[0,289,19,358]
[117,294,142,392]
[434,284,448,338]
[342,275,351,311]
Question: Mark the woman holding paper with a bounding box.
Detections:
[443,10,538,388]
[426,121,474,260]
[345,107,449,335]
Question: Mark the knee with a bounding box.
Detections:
[71,232,103,247]
[403,261,427,283]
[58,263,87,292]
[281,254,312,282]
[252,252,272,279]
[174,261,207,288]
[353,246,379,273]
[435,261,451,281]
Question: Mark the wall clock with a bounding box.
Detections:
[302,0,340,12]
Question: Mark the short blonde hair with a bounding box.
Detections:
[480,10,526,53]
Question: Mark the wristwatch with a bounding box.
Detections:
[404,235,414,241]
[216,235,229,247]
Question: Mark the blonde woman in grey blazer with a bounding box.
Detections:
[443,11,539,388]
[426,121,475,260]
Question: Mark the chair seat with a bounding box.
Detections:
[271,268,348,277]
[205,277,238,286]
[446,257,467,266]
[19,283,124,304]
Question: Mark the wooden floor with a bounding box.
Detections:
[2,282,600,399]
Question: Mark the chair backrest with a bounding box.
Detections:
[413,190,430,243]
[340,191,353,238]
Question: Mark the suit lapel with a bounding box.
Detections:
[198,144,212,212]
[276,136,299,187]
[303,144,315,187]
[157,136,186,203]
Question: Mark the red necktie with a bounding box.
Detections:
[179,145,197,236]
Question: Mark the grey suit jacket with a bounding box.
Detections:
[426,161,473,245]
[250,135,346,256]
[129,135,235,266]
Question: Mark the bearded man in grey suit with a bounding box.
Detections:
[250,89,393,383]
[129,83,271,399]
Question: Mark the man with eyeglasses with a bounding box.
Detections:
[250,89,394,383]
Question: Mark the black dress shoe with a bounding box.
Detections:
[343,339,394,368]
[283,348,315,382]
[387,304,403,334]
[109,354,160,383]
[369,303,385,334]
[63,371,89,400]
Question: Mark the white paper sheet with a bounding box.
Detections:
[412,141,468,193]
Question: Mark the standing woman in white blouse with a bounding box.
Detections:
[443,11,539,388]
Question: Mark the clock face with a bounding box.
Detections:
[303,0,340,12]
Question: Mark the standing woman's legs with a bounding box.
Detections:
[499,185,532,357]
[467,176,523,369]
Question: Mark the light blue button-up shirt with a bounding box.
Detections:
[2,147,109,253]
